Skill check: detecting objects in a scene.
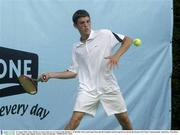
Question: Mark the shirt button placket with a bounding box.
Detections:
[85,41,93,89]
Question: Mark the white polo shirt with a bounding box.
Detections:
[68,29,125,97]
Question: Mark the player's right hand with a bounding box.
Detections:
[39,73,49,82]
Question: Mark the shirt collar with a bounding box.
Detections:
[76,30,96,47]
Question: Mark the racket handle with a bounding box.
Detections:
[33,75,46,82]
[42,75,46,80]
[32,78,39,82]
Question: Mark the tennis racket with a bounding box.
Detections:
[18,75,46,95]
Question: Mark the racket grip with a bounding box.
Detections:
[36,74,46,82]
[42,75,46,80]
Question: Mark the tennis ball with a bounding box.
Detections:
[133,38,141,46]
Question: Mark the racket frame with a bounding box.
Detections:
[18,75,38,95]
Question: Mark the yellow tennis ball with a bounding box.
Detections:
[133,38,142,46]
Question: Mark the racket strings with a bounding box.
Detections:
[18,75,37,95]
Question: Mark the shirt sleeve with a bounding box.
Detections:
[67,46,78,74]
[109,30,125,48]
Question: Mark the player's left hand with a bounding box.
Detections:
[104,55,120,70]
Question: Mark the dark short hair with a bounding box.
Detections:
[72,9,90,24]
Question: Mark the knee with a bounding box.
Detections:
[71,117,82,125]
[115,113,129,122]
[115,113,133,130]
[120,116,131,125]
[65,117,82,130]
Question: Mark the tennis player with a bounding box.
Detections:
[40,9,133,130]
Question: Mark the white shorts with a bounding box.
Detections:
[73,90,127,117]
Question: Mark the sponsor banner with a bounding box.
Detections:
[0,47,38,97]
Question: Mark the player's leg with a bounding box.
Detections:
[64,111,85,130]
[115,112,133,130]
[65,91,99,130]
[100,91,133,130]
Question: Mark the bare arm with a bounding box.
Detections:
[40,70,77,82]
[114,36,133,58]
[105,36,133,69]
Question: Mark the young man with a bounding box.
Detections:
[40,9,133,130]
